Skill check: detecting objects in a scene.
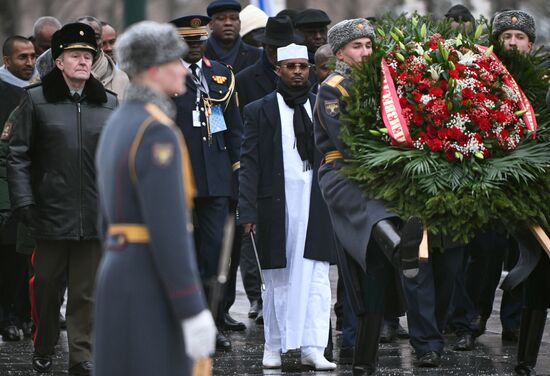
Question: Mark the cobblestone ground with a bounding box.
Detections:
[1,267,548,375]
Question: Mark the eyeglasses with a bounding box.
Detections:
[281,63,311,70]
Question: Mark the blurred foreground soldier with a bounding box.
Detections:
[170,14,243,351]
[100,22,117,61]
[239,4,268,48]
[239,43,336,371]
[93,21,216,376]
[444,4,474,31]
[314,18,423,375]
[32,16,61,56]
[205,0,261,73]
[294,9,331,64]
[7,23,117,375]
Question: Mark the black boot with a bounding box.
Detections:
[372,220,400,262]
[515,309,547,375]
[372,218,423,278]
[352,314,383,375]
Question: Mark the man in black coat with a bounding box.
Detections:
[239,43,336,371]
[205,0,261,74]
[233,15,304,321]
[7,23,117,375]
[170,14,243,351]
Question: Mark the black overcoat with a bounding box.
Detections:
[238,90,336,269]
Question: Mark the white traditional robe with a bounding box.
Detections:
[262,94,331,353]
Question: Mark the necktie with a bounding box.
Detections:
[190,63,200,80]
[72,92,81,102]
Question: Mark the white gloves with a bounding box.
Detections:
[181,309,216,360]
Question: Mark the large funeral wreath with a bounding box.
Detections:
[340,14,550,242]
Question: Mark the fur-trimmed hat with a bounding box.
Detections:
[492,10,536,42]
[327,18,374,54]
[115,21,188,77]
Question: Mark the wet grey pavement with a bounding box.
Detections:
[1,267,548,375]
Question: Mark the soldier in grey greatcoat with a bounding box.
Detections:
[314,18,423,375]
[93,21,216,376]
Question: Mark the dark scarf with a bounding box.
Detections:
[260,51,278,85]
[276,79,314,167]
[207,35,243,67]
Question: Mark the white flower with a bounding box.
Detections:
[428,64,443,81]
[457,50,478,66]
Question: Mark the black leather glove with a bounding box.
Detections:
[15,205,36,229]
[0,209,11,227]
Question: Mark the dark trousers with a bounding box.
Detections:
[32,239,101,368]
[194,196,229,322]
[464,231,523,330]
[403,247,466,356]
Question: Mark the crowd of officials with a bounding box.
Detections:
[0,1,548,376]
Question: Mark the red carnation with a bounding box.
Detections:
[462,88,475,100]
[449,69,460,79]
[478,118,491,131]
[427,138,443,152]
[500,129,510,139]
[429,87,444,97]
[455,63,466,71]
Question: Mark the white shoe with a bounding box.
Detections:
[301,351,337,371]
[262,350,282,369]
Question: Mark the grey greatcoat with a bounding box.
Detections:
[93,98,207,376]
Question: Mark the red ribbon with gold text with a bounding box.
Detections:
[380,58,414,146]
[476,44,538,137]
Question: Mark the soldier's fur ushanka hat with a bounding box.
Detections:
[115,21,188,77]
[327,18,375,54]
[492,10,536,43]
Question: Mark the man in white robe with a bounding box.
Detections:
[238,43,336,371]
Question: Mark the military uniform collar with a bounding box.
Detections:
[334,60,353,78]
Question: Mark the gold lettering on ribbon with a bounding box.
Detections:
[380,59,413,146]
[475,44,538,137]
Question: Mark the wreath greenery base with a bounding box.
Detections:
[340,14,550,242]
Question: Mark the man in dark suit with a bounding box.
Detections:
[205,0,261,74]
[239,43,336,371]
[236,16,303,116]
[170,15,243,352]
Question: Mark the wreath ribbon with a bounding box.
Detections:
[476,44,538,137]
[380,58,414,147]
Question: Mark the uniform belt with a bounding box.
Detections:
[324,150,343,164]
[108,224,150,243]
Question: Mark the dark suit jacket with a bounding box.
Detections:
[238,90,336,269]
[205,38,261,75]
[172,58,243,198]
